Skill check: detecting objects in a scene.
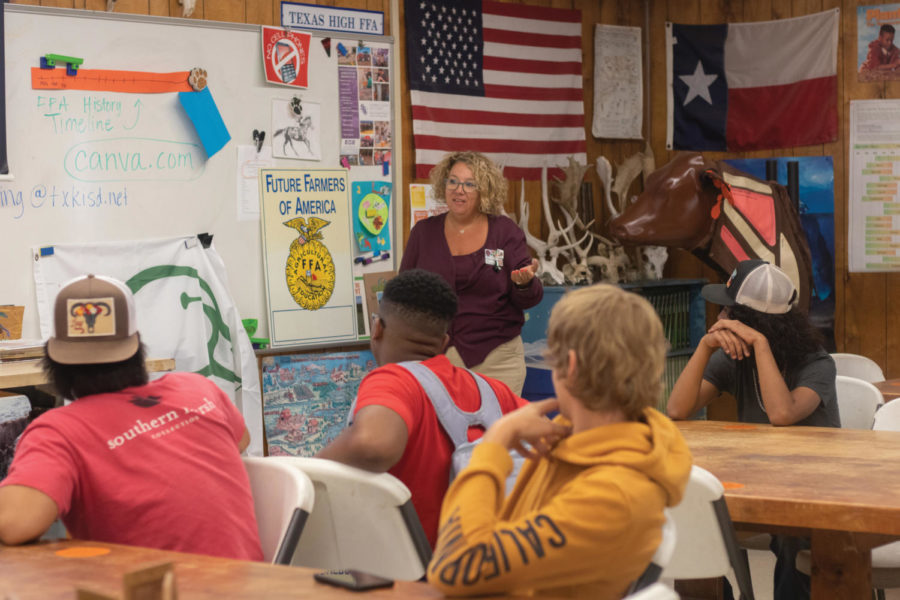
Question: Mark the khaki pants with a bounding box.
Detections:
[445,335,526,396]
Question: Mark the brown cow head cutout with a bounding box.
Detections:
[609,152,813,312]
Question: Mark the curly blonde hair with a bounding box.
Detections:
[428,151,508,215]
[545,284,666,420]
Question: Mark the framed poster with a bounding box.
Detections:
[262,350,376,456]
[259,168,357,347]
[857,4,900,81]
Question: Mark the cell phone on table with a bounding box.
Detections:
[313,569,395,591]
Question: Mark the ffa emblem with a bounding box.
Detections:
[284,216,335,310]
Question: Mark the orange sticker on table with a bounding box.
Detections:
[32,68,192,93]
[55,546,111,558]
[723,424,758,430]
[722,481,745,490]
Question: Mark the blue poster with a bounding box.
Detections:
[351,181,392,254]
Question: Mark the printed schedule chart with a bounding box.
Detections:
[849,100,900,272]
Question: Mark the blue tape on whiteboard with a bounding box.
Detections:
[40,246,54,257]
[178,87,231,158]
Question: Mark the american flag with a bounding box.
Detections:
[406,0,586,180]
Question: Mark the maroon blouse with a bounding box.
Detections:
[400,213,542,367]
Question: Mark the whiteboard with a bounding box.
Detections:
[0,5,396,342]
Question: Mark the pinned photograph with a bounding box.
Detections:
[356,46,372,66]
[359,121,374,148]
[374,121,391,148]
[373,48,389,68]
[357,68,373,101]
[337,42,357,66]
[272,98,321,160]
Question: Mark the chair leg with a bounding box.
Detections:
[875,588,886,600]
[712,498,756,600]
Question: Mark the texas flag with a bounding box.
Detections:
[667,9,838,151]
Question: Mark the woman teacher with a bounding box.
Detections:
[400,151,541,395]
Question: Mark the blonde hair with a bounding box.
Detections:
[545,284,666,419]
[428,151,508,215]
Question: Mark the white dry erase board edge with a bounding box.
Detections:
[1,4,395,342]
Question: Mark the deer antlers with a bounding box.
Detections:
[516,151,665,286]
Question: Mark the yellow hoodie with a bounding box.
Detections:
[427,407,692,599]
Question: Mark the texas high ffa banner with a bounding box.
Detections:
[667,9,839,151]
[405,0,586,180]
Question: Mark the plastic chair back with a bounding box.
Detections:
[627,509,677,593]
[242,456,315,565]
[831,353,885,383]
[874,400,900,431]
[661,465,755,600]
[624,582,681,600]
[836,375,883,430]
[269,456,431,581]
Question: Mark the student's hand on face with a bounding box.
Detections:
[483,398,571,459]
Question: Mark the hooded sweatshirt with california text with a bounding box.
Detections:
[427,407,692,599]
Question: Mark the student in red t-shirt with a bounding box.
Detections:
[0,274,262,560]
[317,269,525,547]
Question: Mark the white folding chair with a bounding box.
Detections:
[627,509,677,594]
[661,465,755,600]
[624,582,681,600]
[836,375,884,430]
[269,456,431,581]
[874,399,900,431]
[242,456,315,565]
[831,353,885,383]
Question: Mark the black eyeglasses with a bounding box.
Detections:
[445,176,478,193]
[371,313,383,327]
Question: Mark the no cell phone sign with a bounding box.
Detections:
[262,26,312,88]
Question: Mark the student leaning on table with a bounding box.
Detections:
[666,259,838,428]
[666,259,838,600]
[0,274,262,560]
[427,284,692,599]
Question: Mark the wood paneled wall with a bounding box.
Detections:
[16,0,898,377]
[643,0,894,378]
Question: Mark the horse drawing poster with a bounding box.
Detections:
[272,98,322,161]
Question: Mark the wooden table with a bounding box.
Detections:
[678,420,900,599]
[0,357,176,389]
[875,378,900,402]
[0,540,561,600]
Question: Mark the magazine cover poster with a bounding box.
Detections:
[858,5,900,81]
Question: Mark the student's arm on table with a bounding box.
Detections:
[315,405,408,472]
[708,319,820,425]
[667,337,722,420]
[0,485,59,545]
